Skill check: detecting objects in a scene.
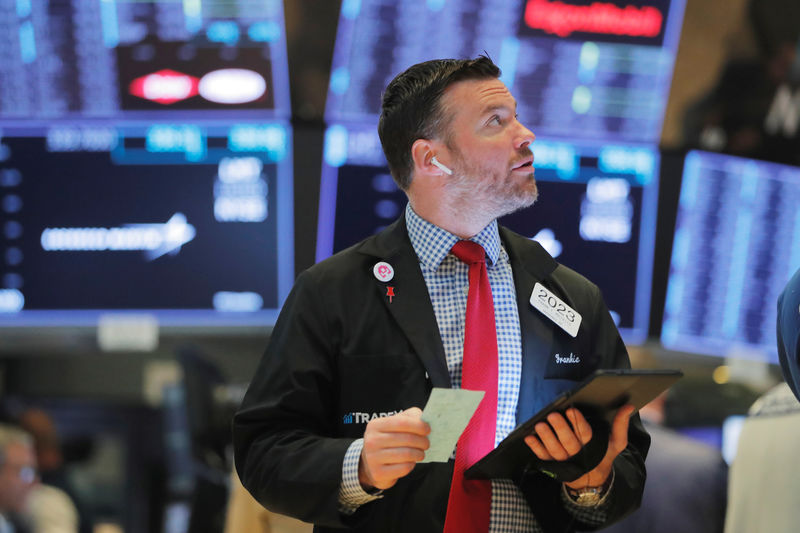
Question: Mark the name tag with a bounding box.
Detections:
[530,282,582,338]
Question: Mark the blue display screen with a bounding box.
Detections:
[326,0,685,143]
[0,1,293,327]
[662,150,800,361]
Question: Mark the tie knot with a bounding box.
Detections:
[451,240,486,265]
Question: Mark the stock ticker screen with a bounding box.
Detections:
[326,0,685,144]
[662,151,800,362]
[0,0,293,327]
[318,123,659,343]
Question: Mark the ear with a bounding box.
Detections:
[411,139,448,177]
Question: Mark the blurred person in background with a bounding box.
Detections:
[0,424,36,533]
[724,269,800,532]
[602,362,728,533]
[683,31,799,166]
[224,471,312,533]
[17,409,90,533]
[723,381,800,533]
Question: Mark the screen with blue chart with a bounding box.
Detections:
[326,0,686,144]
[318,122,659,343]
[662,151,800,361]
[0,0,293,327]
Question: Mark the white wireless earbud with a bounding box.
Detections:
[431,156,453,175]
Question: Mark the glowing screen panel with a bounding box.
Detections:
[326,0,685,143]
[0,0,292,327]
[662,151,800,361]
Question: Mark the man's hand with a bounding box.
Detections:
[358,407,431,491]
[523,404,635,488]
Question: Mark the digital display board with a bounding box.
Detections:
[318,122,659,343]
[662,151,800,361]
[0,0,293,328]
[0,124,293,326]
[0,0,290,121]
[326,0,685,143]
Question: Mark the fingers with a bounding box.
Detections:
[564,405,635,489]
[369,407,430,435]
[607,404,634,455]
[363,426,430,456]
[359,408,430,490]
[523,408,592,461]
[565,408,593,445]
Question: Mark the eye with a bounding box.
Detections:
[488,115,502,126]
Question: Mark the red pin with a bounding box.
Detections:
[386,286,395,303]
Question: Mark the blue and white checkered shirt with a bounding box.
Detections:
[339,204,608,530]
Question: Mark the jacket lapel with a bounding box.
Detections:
[359,217,451,388]
[500,227,562,422]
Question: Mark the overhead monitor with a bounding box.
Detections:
[661,150,800,361]
[0,1,293,328]
[326,0,686,144]
[0,124,293,327]
[1,0,290,121]
[318,122,659,343]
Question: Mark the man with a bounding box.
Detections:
[0,424,37,533]
[777,268,800,401]
[18,409,89,533]
[723,268,800,533]
[723,382,800,533]
[234,56,648,532]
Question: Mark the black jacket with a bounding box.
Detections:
[234,216,649,532]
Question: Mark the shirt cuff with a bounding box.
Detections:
[338,438,384,514]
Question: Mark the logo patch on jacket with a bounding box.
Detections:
[343,410,400,424]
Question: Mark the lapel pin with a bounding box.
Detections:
[386,286,395,303]
[373,261,394,282]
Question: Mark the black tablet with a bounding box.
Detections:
[464,368,683,481]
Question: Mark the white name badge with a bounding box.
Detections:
[530,282,582,338]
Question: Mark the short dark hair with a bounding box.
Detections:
[378,56,501,190]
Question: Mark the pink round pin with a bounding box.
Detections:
[373,261,394,282]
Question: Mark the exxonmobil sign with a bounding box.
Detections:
[520,0,669,45]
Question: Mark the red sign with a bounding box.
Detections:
[129,69,199,105]
[524,0,663,38]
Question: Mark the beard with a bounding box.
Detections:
[444,146,538,222]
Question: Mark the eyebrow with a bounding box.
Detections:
[481,102,517,116]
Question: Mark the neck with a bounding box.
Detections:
[407,186,493,239]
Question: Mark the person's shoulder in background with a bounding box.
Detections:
[224,470,313,533]
[26,484,79,533]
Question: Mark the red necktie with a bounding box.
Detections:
[444,240,499,533]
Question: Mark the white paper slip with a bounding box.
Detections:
[530,282,582,338]
[420,388,485,463]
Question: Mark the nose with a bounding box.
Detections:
[515,120,535,150]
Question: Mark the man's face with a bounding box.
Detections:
[0,442,37,513]
[437,77,537,219]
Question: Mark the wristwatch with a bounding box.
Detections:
[563,469,614,507]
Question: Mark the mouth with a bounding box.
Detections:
[512,157,534,171]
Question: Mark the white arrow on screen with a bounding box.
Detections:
[41,212,197,261]
[126,213,196,260]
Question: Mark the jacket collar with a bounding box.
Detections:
[355,215,561,390]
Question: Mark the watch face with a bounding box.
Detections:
[576,491,602,506]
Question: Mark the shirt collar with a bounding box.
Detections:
[405,203,501,270]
